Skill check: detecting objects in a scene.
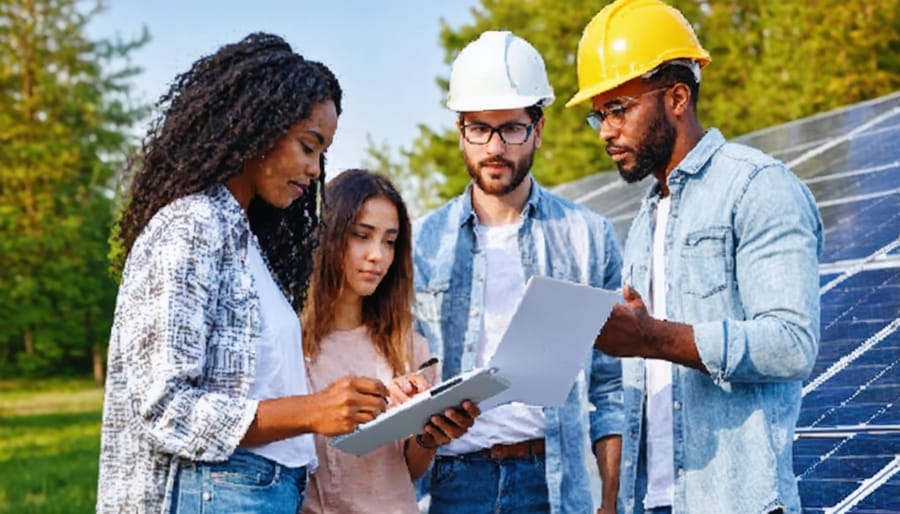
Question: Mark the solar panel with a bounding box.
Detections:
[554,91,900,513]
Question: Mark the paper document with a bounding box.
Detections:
[330,276,619,456]
[480,275,620,410]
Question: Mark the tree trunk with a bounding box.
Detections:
[24,328,34,354]
[92,344,104,385]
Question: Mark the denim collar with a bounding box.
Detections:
[646,128,726,198]
[457,174,541,227]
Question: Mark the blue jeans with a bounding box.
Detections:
[170,449,308,514]
[429,453,549,514]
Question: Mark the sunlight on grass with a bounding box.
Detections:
[0,380,103,514]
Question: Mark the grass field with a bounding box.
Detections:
[0,379,103,514]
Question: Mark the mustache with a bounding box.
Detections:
[606,144,630,156]
[479,157,514,168]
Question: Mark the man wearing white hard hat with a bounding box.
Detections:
[413,30,624,514]
[567,1,824,513]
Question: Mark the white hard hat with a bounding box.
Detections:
[446,30,555,112]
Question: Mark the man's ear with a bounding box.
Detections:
[533,117,545,149]
[670,83,692,117]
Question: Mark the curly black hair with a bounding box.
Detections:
[113,32,342,310]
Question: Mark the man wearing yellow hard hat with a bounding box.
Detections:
[414,30,624,514]
[567,1,824,513]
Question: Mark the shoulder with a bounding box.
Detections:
[535,187,614,232]
[413,196,464,239]
[129,188,236,269]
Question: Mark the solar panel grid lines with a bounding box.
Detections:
[551,92,900,513]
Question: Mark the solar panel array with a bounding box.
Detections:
[554,92,900,513]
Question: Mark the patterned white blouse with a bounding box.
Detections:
[97,184,271,513]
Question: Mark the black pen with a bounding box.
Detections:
[417,357,439,372]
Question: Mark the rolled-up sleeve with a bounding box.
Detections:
[695,165,823,384]
[123,206,258,461]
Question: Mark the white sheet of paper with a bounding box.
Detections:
[480,275,620,410]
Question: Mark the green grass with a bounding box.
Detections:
[0,379,103,514]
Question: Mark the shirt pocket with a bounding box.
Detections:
[414,278,451,324]
[679,226,734,298]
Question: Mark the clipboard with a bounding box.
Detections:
[331,367,510,456]
[330,276,619,456]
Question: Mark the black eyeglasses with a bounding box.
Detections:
[585,85,672,131]
[460,121,535,145]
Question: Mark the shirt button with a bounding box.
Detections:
[465,344,473,352]
[673,401,681,410]
[677,468,685,477]
[203,492,212,501]
[469,308,479,318]
[624,459,633,467]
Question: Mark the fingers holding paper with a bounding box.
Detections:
[593,284,654,358]
[418,400,481,447]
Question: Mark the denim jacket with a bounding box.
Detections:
[619,129,823,514]
[413,178,625,514]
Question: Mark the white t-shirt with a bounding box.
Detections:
[244,242,317,469]
[644,195,674,509]
[440,221,546,455]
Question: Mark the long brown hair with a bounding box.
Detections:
[302,169,413,375]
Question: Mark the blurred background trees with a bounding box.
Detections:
[368,0,900,217]
[1,0,897,379]
[0,0,146,380]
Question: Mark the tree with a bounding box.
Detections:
[372,0,899,207]
[0,0,147,380]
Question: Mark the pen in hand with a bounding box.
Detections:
[417,357,439,372]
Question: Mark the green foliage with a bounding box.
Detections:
[368,0,900,206]
[0,380,103,513]
[0,0,148,377]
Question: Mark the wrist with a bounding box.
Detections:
[414,433,441,450]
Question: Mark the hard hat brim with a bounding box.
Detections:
[448,94,554,113]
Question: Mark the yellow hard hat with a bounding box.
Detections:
[565,0,711,108]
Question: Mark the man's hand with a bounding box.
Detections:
[594,285,707,372]
[594,284,655,358]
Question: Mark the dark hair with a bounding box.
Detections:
[644,62,700,108]
[302,169,414,375]
[113,32,342,310]
[457,103,544,125]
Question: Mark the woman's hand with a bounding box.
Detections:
[387,372,432,407]
[415,400,480,448]
[307,376,388,436]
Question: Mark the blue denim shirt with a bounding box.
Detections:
[619,129,823,514]
[413,178,625,514]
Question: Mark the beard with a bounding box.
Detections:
[464,145,535,196]
[616,97,677,184]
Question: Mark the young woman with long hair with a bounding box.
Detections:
[301,169,479,513]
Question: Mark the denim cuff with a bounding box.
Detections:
[693,320,728,384]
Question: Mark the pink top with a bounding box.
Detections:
[302,326,436,514]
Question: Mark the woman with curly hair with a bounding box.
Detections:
[300,169,479,513]
[97,33,389,514]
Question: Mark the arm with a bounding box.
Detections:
[596,166,822,383]
[128,205,387,459]
[694,166,822,383]
[594,435,622,514]
[125,205,257,460]
[241,376,389,445]
[404,401,480,480]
